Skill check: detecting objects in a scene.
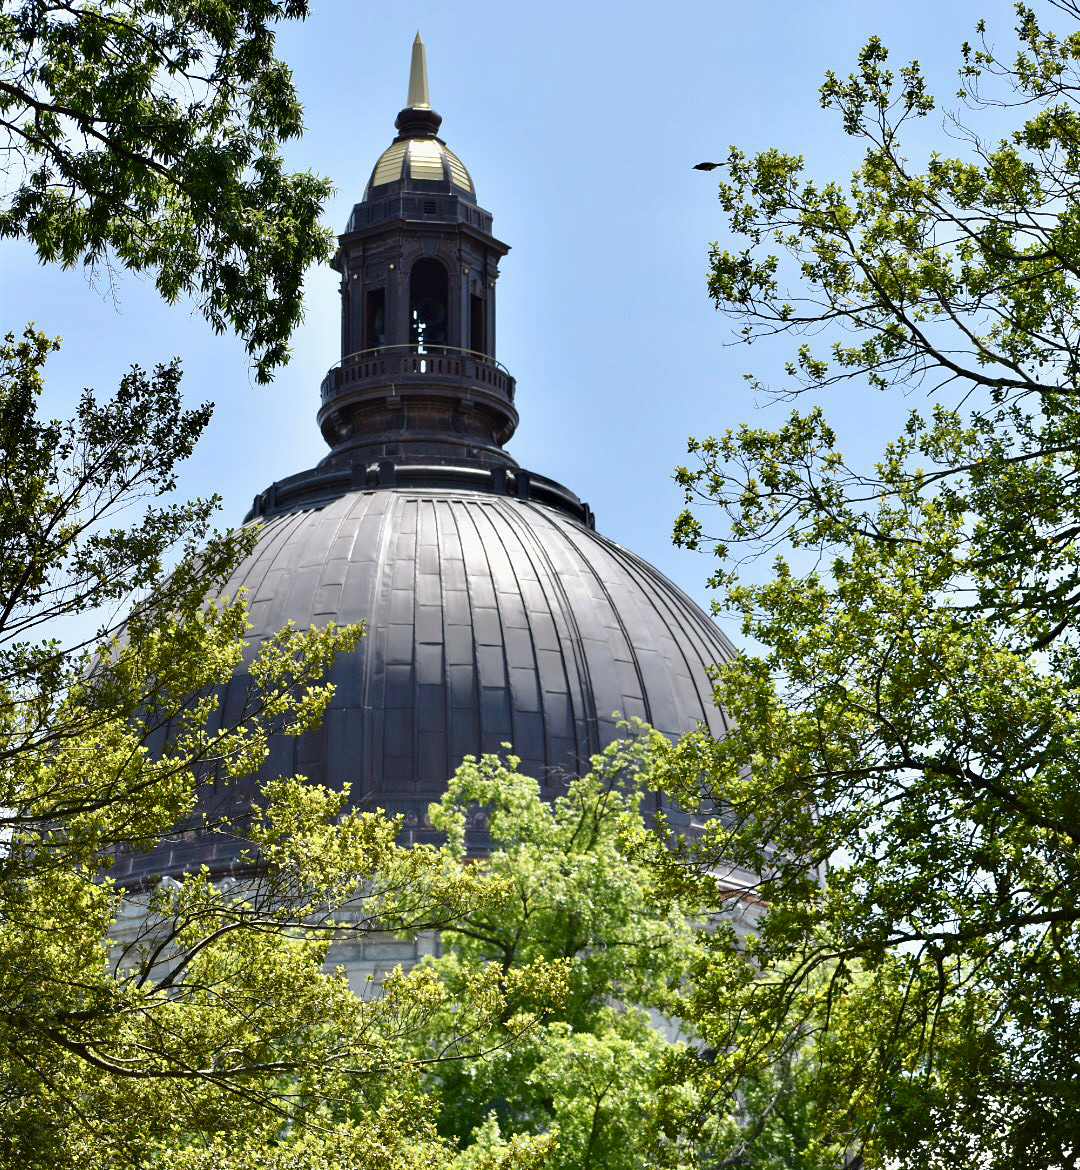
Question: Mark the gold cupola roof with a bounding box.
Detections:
[363,34,475,199]
[366,136,474,194]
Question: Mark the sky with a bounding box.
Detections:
[0,0,1034,643]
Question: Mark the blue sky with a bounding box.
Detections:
[1,0,1030,641]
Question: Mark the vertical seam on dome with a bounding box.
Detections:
[372,140,407,186]
[359,492,399,808]
[612,545,735,733]
[494,499,601,764]
[475,498,542,765]
[571,526,734,738]
[456,499,518,760]
[415,496,444,802]
[476,497,564,783]
[444,147,473,193]
[402,496,421,814]
[309,496,373,794]
[216,511,304,607]
[601,549,736,833]
[313,497,360,613]
[531,506,656,734]
[430,497,452,798]
[439,499,480,785]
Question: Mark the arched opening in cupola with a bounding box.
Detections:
[364,287,386,350]
[409,258,448,350]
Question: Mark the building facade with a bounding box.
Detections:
[114,37,737,908]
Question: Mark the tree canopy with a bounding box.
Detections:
[409,734,834,1170]
[0,328,569,1169]
[0,0,334,381]
[418,735,708,1170]
[658,6,1080,1169]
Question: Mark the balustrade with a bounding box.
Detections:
[320,345,514,403]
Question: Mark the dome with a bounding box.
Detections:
[117,486,735,883]
[360,34,476,203]
[110,34,737,886]
[365,137,474,197]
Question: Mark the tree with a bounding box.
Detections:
[410,732,830,1170]
[655,6,1080,1169]
[0,6,561,1163]
[414,733,708,1170]
[0,328,565,1170]
[0,0,335,381]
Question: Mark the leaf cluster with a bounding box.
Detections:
[415,732,830,1170]
[0,0,334,380]
[666,8,1080,1169]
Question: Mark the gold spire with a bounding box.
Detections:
[406,32,430,110]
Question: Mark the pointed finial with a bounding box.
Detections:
[394,33,441,138]
[406,32,430,110]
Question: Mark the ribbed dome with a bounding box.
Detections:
[110,34,738,887]
[115,488,735,882]
[360,33,476,202]
[365,137,474,196]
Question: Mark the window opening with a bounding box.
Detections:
[364,288,385,351]
[409,258,449,352]
[469,293,486,356]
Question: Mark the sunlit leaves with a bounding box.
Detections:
[0,0,334,381]
[419,737,717,1170]
[668,8,1080,1169]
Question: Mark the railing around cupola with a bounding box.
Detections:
[320,344,515,404]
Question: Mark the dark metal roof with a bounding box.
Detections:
[116,487,735,882]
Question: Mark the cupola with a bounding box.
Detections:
[319,33,514,475]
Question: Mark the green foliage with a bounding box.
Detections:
[0,0,334,381]
[417,733,703,1170]
[666,7,1080,1169]
[0,330,565,1169]
[414,732,828,1170]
